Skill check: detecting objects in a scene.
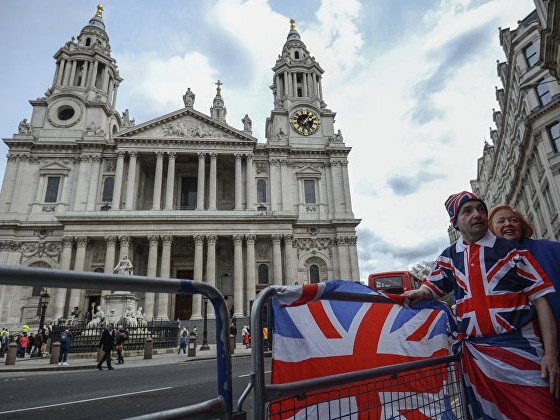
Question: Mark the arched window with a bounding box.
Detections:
[294,51,300,59]
[257,179,267,203]
[85,38,91,46]
[310,264,319,284]
[258,264,269,284]
[102,177,115,202]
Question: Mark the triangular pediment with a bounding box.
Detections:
[115,108,256,142]
[295,165,322,177]
[39,162,71,173]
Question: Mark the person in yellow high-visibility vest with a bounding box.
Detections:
[21,324,29,334]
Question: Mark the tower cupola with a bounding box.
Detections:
[210,80,227,123]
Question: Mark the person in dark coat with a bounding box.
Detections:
[97,323,115,370]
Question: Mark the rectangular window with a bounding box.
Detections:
[524,43,538,68]
[549,122,560,152]
[44,176,60,203]
[536,80,552,106]
[180,177,197,209]
[544,186,556,218]
[304,180,316,204]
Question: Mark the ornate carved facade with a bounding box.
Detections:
[0,10,360,328]
[470,8,560,242]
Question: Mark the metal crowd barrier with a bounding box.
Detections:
[0,264,233,420]
[243,285,468,419]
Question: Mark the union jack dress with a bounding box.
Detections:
[423,230,560,419]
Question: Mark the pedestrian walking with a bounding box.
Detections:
[31,329,43,357]
[229,322,237,349]
[17,333,29,358]
[178,333,187,354]
[97,323,115,370]
[115,324,128,364]
[58,325,72,365]
[0,329,8,357]
[26,333,34,355]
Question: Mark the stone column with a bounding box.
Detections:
[206,235,217,319]
[80,61,89,88]
[341,162,353,215]
[73,156,89,211]
[209,153,217,211]
[102,235,117,298]
[284,235,295,285]
[112,151,125,210]
[303,71,308,97]
[245,154,254,210]
[156,235,172,320]
[111,84,118,108]
[331,239,341,279]
[284,71,290,97]
[125,152,138,210]
[56,59,66,85]
[164,152,176,210]
[69,60,77,86]
[331,160,345,217]
[348,236,360,282]
[272,234,283,285]
[233,234,244,317]
[10,155,28,213]
[52,237,73,320]
[246,235,256,304]
[281,161,293,212]
[68,236,87,311]
[196,153,206,210]
[269,160,279,211]
[337,237,351,280]
[292,73,297,96]
[152,152,164,210]
[87,155,102,211]
[191,235,204,319]
[145,235,159,319]
[234,154,242,210]
[0,155,19,212]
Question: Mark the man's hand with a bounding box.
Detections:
[541,352,560,399]
[403,288,432,306]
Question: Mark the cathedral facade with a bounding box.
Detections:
[0,9,360,328]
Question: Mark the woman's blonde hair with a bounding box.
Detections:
[488,205,534,239]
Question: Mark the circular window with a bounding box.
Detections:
[58,106,75,121]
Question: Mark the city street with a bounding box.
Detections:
[0,355,270,419]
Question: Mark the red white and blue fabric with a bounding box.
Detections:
[271,280,456,419]
[423,230,560,419]
[444,191,485,225]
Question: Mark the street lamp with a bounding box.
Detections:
[38,289,50,331]
[200,297,210,351]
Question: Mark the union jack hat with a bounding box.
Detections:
[445,191,487,225]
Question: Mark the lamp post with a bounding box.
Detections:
[38,289,50,331]
[200,297,210,351]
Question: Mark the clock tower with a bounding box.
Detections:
[265,19,337,147]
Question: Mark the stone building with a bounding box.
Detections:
[470,7,560,241]
[0,9,360,328]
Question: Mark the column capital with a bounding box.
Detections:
[162,235,173,246]
[194,234,204,245]
[62,236,74,248]
[167,152,176,160]
[119,235,131,246]
[148,235,159,244]
[117,150,125,159]
[198,152,206,160]
[245,153,254,160]
[129,151,138,159]
[235,153,242,161]
[104,235,118,245]
[271,234,282,244]
[284,234,293,244]
[92,154,102,162]
[206,234,217,245]
[233,234,244,244]
[156,151,165,159]
[75,236,88,247]
[209,152,217,160]
[245,234,256,244]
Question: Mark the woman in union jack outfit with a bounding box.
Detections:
[405,191,560,419]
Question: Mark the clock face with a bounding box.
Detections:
[290,109,320,136]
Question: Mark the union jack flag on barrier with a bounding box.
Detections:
[271,280,457,419]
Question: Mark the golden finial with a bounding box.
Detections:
[96,4,103,18]
[290,18,296,30]
[215,80,223,97]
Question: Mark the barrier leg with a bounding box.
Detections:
[144,338,153,359]
[50,342,61,364]
[5,343,17,365]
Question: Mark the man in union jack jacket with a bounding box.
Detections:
[405,191,560,419]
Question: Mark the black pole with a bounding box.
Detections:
[39,303,47,331]
[200,298,210,350]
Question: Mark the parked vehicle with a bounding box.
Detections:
[368,271,423,294]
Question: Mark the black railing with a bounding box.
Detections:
[51,321,180,353]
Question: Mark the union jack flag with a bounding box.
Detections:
[423,231,560,418]
[270,280,456,419]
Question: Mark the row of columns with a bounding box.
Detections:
[276,71,322,99]
[112,151,255,211]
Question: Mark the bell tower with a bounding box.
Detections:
[265,19,337,147]
[28,4,123,139]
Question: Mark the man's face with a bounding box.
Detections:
[456,200,488,243]
[108,323,114,330]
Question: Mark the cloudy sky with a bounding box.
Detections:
[0,0,536,279]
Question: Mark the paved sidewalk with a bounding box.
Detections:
[0,344,253,373]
